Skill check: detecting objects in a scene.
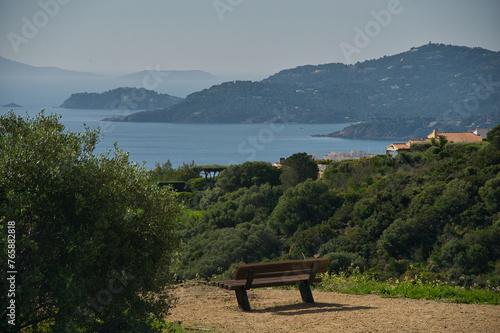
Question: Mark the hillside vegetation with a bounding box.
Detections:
[110,44,500,139]
[158,126,500,290]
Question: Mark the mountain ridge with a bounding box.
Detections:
[0,56,100,77]
[118,70,216,81]
[106,43,500,137]
[0,56,217,81]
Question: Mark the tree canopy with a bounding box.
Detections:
[215,161,281,192]
[0,111,180,332]
[280,152,319,188]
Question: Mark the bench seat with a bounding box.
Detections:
[208,258,330,310]
[208,274,323,290]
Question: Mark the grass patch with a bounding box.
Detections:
[317,268,500,305]
[152,320,219,332]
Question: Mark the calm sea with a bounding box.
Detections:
[1,106,393,169]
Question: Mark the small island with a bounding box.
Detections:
[2,103,22,108]
[60,87,183,110]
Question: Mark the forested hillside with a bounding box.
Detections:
[317,116,495,140]
[158,126,500,288]
[110,44,500,139]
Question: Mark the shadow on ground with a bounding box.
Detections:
[254,302,376,315]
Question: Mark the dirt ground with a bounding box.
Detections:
[168,282,499,333]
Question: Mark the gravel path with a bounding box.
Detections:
[168,282,499,333]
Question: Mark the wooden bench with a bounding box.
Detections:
[208,258,330,311]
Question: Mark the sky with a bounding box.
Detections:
[0,0,499,79]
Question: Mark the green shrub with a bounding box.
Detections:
[410,142,431,152]
[176,192,194,206]
[426,146,442,156]
[186,177,208,191]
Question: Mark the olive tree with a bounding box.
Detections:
[0,111,180,332]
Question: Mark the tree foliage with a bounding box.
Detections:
[204,183,281,229]
[176,223,280,280]
[280,152,319,188]
[269,179,339,237]
[215,161,281,192]
[150,160,199,182]
[0,111,180,332]
[486,123,500,150]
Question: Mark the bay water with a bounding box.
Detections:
[1,106,393,169]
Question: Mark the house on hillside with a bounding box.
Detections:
[317,164,328,179]
[385,139,429,156]
[427,129,483,143]
[272,158,286,169]
[386,129,484,156]
[385,142,411,155]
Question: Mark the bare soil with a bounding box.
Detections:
[168,282,499,333]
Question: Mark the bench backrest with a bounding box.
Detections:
[233,258,330,281]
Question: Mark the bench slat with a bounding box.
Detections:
[234,258,329,271]
[235,268,317,279]
[233,258,329,280]
[235,277,322,290]
[223,274,313,288]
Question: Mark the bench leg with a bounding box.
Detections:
[235,289,251,311]
[299,283,314,303]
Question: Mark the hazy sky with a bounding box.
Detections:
[1,0,499,78]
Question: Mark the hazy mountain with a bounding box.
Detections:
[0,56,99,77]
[108,44,500,136]
[119,70,216,81]
[0,58,219,106]
[60,87,183,110]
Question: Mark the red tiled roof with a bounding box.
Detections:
[407,138,430,145]
[386,143,410,151]
[428,130,483,143]
[438,132,483,143]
